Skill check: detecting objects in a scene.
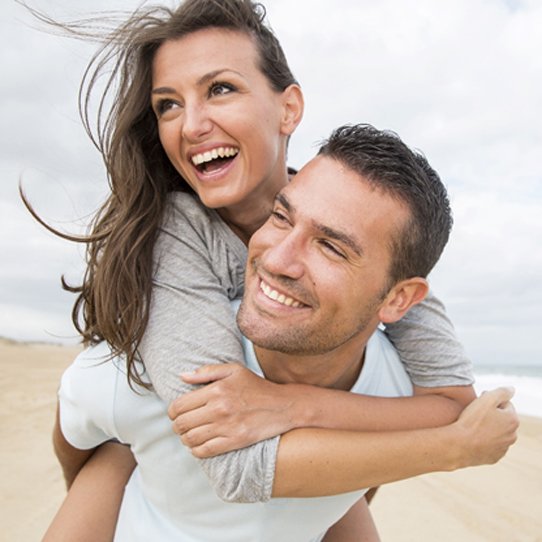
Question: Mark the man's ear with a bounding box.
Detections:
[279,84,304,136]
[378,277,429,324]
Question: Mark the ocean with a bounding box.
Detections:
[473,364,542,418]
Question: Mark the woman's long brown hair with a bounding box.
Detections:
[21,0,297,387]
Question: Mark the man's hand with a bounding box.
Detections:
[453,387,519,468]
[168,364,298,457]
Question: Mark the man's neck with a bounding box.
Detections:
[253,331,373,392]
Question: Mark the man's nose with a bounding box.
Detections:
[261,232,305,280]
[181,103,213,142]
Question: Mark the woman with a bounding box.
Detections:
[36,0,516,540]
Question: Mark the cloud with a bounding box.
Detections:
[429,187,542,363]
[2,0,541,367]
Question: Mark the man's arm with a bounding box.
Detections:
[53,405,94,489]
[322,498,380,542]
[44,440,135,542]
[52,345,137,539]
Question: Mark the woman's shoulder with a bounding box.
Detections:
[161,191,216,240]
[163,191,246,256]
[166,190,206,221]
[154,191,246,300]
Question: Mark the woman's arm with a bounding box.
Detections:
[384,291,473,387]
[139,193,248,404]
[139,194,286,502]
[169,364,475,458]
[170,371,516,501]
[272,387,517,498]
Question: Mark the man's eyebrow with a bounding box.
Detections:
[275,192,292,211]
[275,192,363,257]
[316,224,364,257]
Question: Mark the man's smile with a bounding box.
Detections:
[259,278,305,308]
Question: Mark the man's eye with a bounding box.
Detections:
[209,82,236,97]
[271,210,288,223]
[320,240,346,259]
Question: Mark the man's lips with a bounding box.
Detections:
[258,278,307,308]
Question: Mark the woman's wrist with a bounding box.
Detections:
[280,383,326,431]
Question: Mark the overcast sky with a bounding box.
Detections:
[1,0,540,368]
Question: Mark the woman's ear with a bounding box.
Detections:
[378,277,429,324]
[280,84,304,135]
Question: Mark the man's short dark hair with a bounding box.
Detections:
[318,124,452,283]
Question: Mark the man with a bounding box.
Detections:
[50,125,517,541]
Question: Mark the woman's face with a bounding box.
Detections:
[151,28,301,216]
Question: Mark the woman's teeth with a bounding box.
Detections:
[260,280,302,308]
[191,147,239,166]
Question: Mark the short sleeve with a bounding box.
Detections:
[58,342,120,450]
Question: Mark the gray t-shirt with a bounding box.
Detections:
[139,191,473,502]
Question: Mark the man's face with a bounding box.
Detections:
[237,155,411,355]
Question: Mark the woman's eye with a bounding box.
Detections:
[154,99,179,117]
[209,82,236,97]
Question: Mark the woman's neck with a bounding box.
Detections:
[218,198,275,245]
[217,170,290,245]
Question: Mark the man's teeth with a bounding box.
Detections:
[260,280,302,308]
[191,147,239,166]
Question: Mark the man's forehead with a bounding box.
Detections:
[279,156,367,240]
[282,155,363,209]
[280,155,410,253]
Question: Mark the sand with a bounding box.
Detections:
[1,338,540,542]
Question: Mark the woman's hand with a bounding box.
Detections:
[452,386,519,468]
[168,364,300,458]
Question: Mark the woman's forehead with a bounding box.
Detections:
[156,28,258,66]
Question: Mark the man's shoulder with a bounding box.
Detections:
[63,343,150,393]
[354,329,413,397]
[367,328,398,358]
[63,342,118,381]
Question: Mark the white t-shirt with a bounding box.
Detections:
[59,330,412,541]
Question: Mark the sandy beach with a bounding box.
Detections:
[1,338,540,542]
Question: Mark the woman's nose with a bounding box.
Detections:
[181,103,213,142]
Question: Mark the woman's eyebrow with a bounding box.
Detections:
[196,68,245,86]
[152,68,246,95]
[152,86,175,95]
